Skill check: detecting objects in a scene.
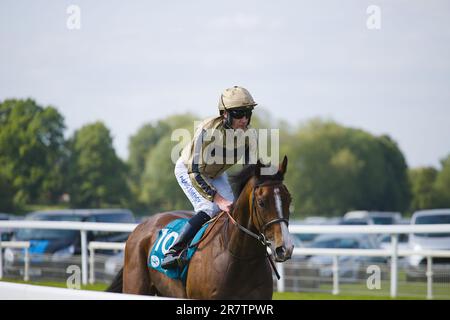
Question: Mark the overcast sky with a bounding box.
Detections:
[1,0,449,168]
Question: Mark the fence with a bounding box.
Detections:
[276,247,450,299]
[88,241,126,284]
[1,220,450,299]
[0,241,30,281]
[286,224,450,299]
[0,220,137,286]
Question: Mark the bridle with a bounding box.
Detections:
[254,181,290,234]
[225,179,290,279]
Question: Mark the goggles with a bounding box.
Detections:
[228,108,252,119]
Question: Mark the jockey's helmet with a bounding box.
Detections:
[218,86,257,115]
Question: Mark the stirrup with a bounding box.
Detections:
[161,248,187,269]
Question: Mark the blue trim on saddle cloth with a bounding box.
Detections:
[147,218,209,283]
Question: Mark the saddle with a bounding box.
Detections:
[148,218,210,283]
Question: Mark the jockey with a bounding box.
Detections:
[161,86,258,269]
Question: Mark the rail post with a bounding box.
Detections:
[426,256,433,300]
[390,234,398,298]
[24,247,29,281]
[277,262,285,292]
[332,255,339,295]
[0,240,3,279]
[80,230,88,286]
[89,245,95,284]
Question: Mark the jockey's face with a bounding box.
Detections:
[224,111,250,130]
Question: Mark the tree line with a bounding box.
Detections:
[1,98,449,218]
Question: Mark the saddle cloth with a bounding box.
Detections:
[148,218,209,283]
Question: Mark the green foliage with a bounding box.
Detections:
[376,135,411,212]
[128,114,198,178]
[408,154,450,211]
[67,122,130,208]
[1,98,447,219]
[409,167,439,211]
[284,119,411,217]
[135,114,197,213]
[0,171,15,212]
[128,121,171,184]
[0,99,66,211]
[139,136,192,212]
[434,154,450,207]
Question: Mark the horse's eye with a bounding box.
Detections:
[258,199,265,208]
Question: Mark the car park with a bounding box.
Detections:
[305,233,387,282]
[4,209,135,280]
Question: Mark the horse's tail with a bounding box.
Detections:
[105,267,123,293]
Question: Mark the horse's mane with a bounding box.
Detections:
[229,164,284,198]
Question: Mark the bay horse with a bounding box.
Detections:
[107,156,293,299]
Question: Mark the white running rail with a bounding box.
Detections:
[0,281,176,300]
[88,241,126,284]
[0,220,137,286]
[1,220,450,299]
[0,241,30,281]
[276,247,450,299]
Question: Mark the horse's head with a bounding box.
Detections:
[249,156,294,262]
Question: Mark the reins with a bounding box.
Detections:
[225,180,289,280]
[186,212,224,250]
[186,180,289,280]
[224,210,281,280]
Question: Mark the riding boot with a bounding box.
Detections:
[161,211,210,269]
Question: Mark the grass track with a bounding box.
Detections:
[0,278,428,299]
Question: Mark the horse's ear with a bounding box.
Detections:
[255,160,263,177]
[278,155,288,176]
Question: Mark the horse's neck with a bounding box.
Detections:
[227,180,266,259]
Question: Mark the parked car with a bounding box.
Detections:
[305,233,387,282]
[378,233,410,268]
[343,211,402,225]
[406,209,450,281]
[339,218,374,225]
[4,209,135,279]
[290,217,340,245]
[104,251,124,276]
[379,233,409,250]
[0,213,24,241]
[1,213,12,241]
[288,232,303,249]
[376,215,410,249]
[339,218,378,244]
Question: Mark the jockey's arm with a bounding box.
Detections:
[188,169,233,213]
[187,128,218,202]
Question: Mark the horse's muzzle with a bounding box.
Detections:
[273,244,294,262]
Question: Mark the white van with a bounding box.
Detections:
[406,209,450,281]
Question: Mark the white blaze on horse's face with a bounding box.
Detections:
[273,187,294,262]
